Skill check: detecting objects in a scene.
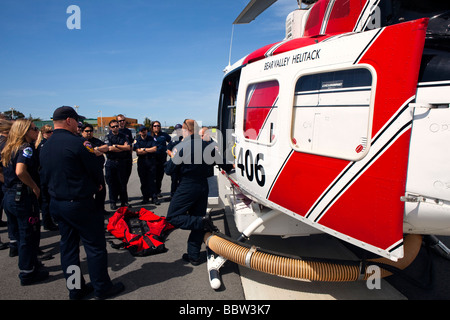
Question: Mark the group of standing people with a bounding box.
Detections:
[130,119,171,207]
[79,114,171,212]
[0,105,228,299]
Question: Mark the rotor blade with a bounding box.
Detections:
[233,0,278,24]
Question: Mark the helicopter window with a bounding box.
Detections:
[303,0,327,37]
[326,0,366,34]
[218,69,241,165]
[244,80,279,145]
[292,68,373,160]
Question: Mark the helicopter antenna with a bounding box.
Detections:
[227,24,235,68]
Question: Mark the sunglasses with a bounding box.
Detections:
[110,125,119,129]
[153,125,161,127]
[45,130,53,134]
[118,119,125,122]
[84,130,93,133]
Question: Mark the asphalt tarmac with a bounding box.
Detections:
[0,165,245,302]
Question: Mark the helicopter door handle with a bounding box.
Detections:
[400,194,426,203]
[410,103,449,109]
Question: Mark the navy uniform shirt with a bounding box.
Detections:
[119,127,133,145]
[36,138,47,151]
[104,132,129,160]
[39,129,103,200]
[133,135,157,161]
[164,134,213,180]
[3,143,39,189]
[34,137,48,163]
[167,135,182,152]
[119,127,133,160]
[152,132,171,158]
[83,136,106,168]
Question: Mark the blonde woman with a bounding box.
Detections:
[1,119,49,285]
[0,119,13,250]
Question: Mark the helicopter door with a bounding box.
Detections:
[218,68,241,165]
[292,68,373,160]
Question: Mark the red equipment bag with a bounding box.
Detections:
[107,207,175,257]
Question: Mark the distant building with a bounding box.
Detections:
[98,116,138,129]
[35,117,138,129]
[34,116,138,139]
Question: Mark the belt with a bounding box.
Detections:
[107,158,127,162]
[4,183,27,191]
[51,196,93,202]
[138,155,155,159]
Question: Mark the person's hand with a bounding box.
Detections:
[32,186,40,199]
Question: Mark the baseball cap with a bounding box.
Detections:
[52,106,79,121]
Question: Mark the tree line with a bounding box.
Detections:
[1,109,41,121]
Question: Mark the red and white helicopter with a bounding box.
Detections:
[205,0,450,289]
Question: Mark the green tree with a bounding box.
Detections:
[143,117,152,128]
[3,109,25,120]
[28,114,42,122]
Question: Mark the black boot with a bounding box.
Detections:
[182,253,202,266]
[152,197,161,205]
[38,249,53,261]
[9,245,18,257]
[95,282,125,300]
[202,213,218,232]
[69,283,94,300]
[20,269,49,286]
[43,221,58,231]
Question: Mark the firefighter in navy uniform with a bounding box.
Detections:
[133,126,160,205]
[117,114,134,189]
[164,119,219,265]
[104,119,132,210]
[40,106,124,300]
[151,121,171,197]
[81,123,108,215]
[167,123,183,197]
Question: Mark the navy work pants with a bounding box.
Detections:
[166,178,208,260]
[105,159,129,205]
[50,197,112,297]
[94,174,106,214]
[3,190,40,281]
[155,154,166,195]
[137,157,156,201]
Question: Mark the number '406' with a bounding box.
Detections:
[237,148,266,187]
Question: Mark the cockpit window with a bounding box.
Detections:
[243,80,279,144]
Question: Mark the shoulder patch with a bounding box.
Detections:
[22,147,33,158]
[83,141,94,153]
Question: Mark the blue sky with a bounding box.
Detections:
[0,0,298,126]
